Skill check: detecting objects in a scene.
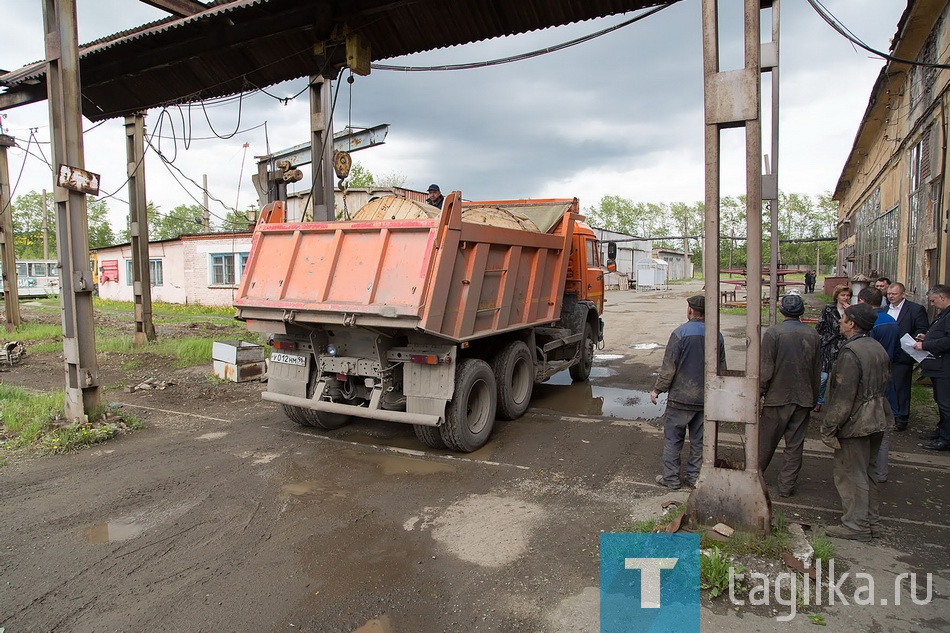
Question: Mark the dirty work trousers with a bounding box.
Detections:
[661,406,704,486]
[833,432,884,535]
[758,404,811,495]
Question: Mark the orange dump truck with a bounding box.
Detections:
[235,191,605,452]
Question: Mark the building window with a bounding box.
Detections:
[906,142,923,297]
[854,187,899,280]
[125,259,163,286]
[209,252,249,286]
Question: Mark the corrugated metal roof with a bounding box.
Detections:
[0,0,676,121]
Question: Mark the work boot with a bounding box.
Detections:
[919,430,939,440]
[825,524,871,542]
[655,475,681,490]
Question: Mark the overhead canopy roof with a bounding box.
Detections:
[0,0,674,122]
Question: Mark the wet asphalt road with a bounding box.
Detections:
[1,283,948,632]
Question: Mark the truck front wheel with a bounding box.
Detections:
[493,340,533,420]
[440,358,497,452]
[569,321,594,382]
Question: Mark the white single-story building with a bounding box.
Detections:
[592,228,653,286]
[93,232,253,306]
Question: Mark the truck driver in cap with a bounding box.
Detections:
[426,184,445,209]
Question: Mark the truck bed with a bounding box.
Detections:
[235,194,579,342]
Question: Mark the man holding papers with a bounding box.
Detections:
[914,285,950,451]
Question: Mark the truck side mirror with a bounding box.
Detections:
[607,241,617,260]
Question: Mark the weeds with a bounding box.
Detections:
[0,385,141,458]
[616,503,687,534]
[701,547,744,598]
[811,533,835,564]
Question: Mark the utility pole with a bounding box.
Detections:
[125,113,156,345]
[0,134,22,330]
[310,74,335,221]
[44,0,100,420]
[202,174,210,231]
[42,188,49,259]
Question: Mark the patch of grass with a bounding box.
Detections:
[807,614,827,626]
[0,384,64,437]
[9,322,64,342]
[121,357,145,371]
[700,518,790,559]
[616,503,687,534]
[98,335,215,367]
[811,533,835,564]
[700,547,744,599]
[0,385,141,457]
[94,297,235,318]
[911,380,933,404]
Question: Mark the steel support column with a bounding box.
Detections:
[763,1,781,324]
[689,0,771,534]
[125,114,156,345]
[309,75,335,221]
[0,134,23,330]
[43,0,99,420]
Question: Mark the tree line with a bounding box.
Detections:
[7,190,255,259]
[583,191,838,271]
[6,183,839,271]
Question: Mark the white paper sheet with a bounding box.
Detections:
[901,333,934,364]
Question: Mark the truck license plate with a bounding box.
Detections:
[271,352,307,367]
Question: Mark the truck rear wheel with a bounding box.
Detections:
[440,358,497,452]
[569,321,594,382]
[414,424,447,449]
[493,340,533,420]
[281,404,313,427]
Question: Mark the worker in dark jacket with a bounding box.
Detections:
[650,295,726,489]
[758,294,821,497]
[820,303,893,541]
[426,184,445,209]
[914,284,950,451]
[857,286,900,482]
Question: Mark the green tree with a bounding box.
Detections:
[117,201,159,243]
[151,204,205,240]
[346,163,374,187]
[376,171,407,188]
[87,198,116,249]
[10,191,53,258]
[219,207,255,232]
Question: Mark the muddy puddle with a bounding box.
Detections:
[531,368,663,421]
[85,519,144,543]
[353,615,395,632]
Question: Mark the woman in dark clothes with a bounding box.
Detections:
[815,284,852,411]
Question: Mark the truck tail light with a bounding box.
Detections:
[272,340,298,350]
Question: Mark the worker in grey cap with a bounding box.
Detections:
[426,184,444,209]
[650,294,726,489]
[820,303,893,541]
[758,294,822,497]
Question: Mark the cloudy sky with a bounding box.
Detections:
[1,0,905,231]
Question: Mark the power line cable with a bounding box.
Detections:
[806,0,950,69]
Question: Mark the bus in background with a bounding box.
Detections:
[0,259,61,299]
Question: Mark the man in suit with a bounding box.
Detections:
[913,285,950,450]
[886,283,930,431]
